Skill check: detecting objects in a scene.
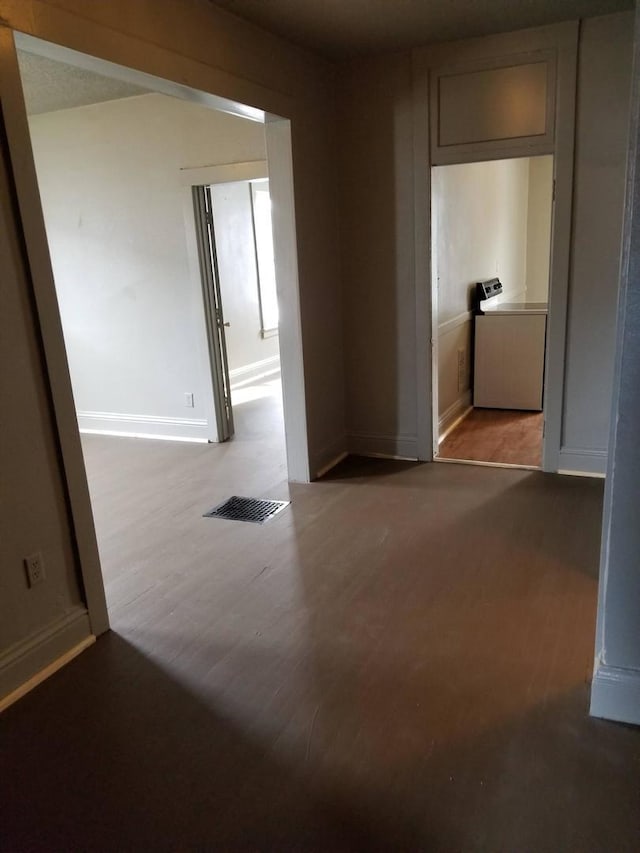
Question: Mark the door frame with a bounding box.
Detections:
[180,160,271,445]
[192,184,235,443]
[429,153,555,466]
[0,28,310,637]
[412,23,579,472]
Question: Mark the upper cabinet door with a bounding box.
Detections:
[430,51,556,164]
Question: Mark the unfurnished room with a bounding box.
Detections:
[1,2,639,851]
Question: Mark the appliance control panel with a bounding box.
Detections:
[476,278,503,301]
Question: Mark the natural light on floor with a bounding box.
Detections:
[231,378,281,406]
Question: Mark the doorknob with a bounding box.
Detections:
[223,322,230,327]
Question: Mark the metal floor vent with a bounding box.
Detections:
[203,495,290,524]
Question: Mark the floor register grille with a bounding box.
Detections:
[203,495,290,524]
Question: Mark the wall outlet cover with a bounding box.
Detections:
[24,552,46,588]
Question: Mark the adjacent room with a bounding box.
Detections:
[433,155,553,468]
[18,48,289,621]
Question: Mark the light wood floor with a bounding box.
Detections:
[439,407,544,467]
[2,391,639,851]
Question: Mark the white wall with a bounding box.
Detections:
[211,180,279,385]
[29,92,268,441]
[525,156,553,302]
[433,157,531,428]
[434,158,530,322]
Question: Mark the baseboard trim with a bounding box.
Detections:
[348,431,418,460]
[0,636,95,714]
[435,456,539,471]
[77,410,210,442]
[590,662,640,726]
[438,393,472,442]
[558,469,606,479]
[558,447,607,477]
[80,428,209,444]
[229,355,280,389]
[0,607,92,707]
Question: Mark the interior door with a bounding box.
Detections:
[192,185,234,442]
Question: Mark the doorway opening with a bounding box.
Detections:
[192,177,283,449]
[13,33,307,633]
[431,155,554,469]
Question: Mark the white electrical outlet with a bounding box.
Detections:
[184,392,195,408]
[24,552,45,588]
[457,348,466,392]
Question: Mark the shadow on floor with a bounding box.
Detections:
[2,631,639,852]
[319,457,603,579]
[319,455,423,482]
[0,632,424,852]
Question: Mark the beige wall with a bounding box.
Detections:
[339,52,418,458]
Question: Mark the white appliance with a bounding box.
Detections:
[473,278,547,411]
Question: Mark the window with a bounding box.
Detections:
[250,180,278,336]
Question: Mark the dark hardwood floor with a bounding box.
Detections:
[2,386,639,851]
[438,408,544,467]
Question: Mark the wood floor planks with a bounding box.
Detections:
[439,408,544,467]
[2,384,639,851]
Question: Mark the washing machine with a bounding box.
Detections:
[473,278,547,411]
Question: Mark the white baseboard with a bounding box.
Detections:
[438,392,472,442]
[77,410,210,442]
[558,447,607,477]
[0,606,92,704]
[347,431,418,460]
[229,355,280,389]
[590,662,640,726]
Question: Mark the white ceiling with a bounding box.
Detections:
[207,0,633,59]
[17,51,149,115]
